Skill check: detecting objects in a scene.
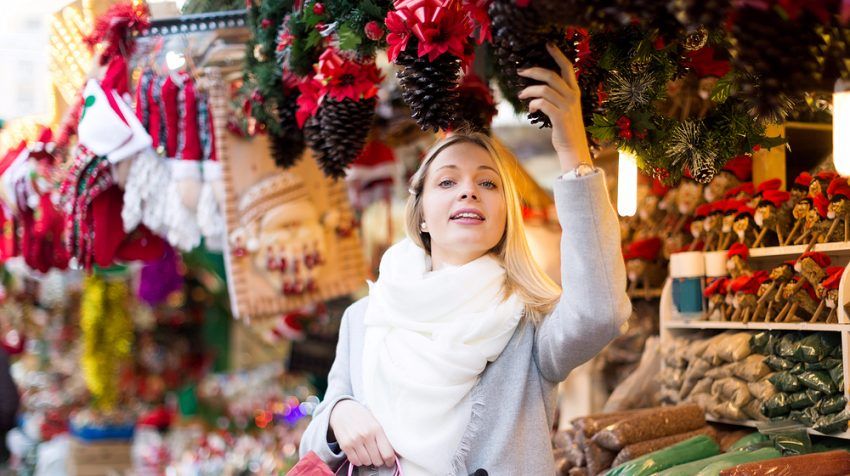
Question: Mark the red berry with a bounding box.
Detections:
[313,2,325,15]
[315,21,326,31]
[260,18,272,29]
[364,21,384,41]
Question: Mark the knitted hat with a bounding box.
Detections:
[721,155,752,182]
[694,203,713,218]
[727,242,749,260]
[795,251,831,271]
[822,267,844,290]
[755,178,782,196]
[703,277,729,297]
[622,237,662,261]
[758,189,791,208]
[827,176,850,201]
[812,193,830,218]
[793,171,813,190]
[729,274,760,294]
[724,182,754,199]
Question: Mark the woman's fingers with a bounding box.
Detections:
[518,84,570,109]
[363,437,385,467]
[375,430,397,467]
[528,98,559,119]
[546,43,579,93]
[517,67,572,98]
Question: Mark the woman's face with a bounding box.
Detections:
[420,142,507,268]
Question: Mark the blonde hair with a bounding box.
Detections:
[405,132,561,324]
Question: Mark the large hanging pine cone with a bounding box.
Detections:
[318,97,377,179]
[489,0,572,128]
[669,0,732,32]
[269,92,305,169]
[396,46,462,132]
[304,112,331,164]
[730,6,826,123]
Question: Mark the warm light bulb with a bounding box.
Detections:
[166,51,186,71]
[834,81,850,175]
[617,149,638,217]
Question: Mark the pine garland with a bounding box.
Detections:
[181,0,243,14]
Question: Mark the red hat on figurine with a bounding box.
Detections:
[736,204,755,218]
[708,199,726,215]
[623,237,663,261]
[822,267,844,290]
[758,189,791,208]
[724,182,754,199]
[703,277,729,297]
[827,177,850,201]
[816,170,839,183]
[727,242,749,260]
[729,274,760,294]
[695,203,713,218]
[812,193,830,218]
[793,171,814,190]
[795,251,832,271]
[755,178,782,196]
[721,155,753,182]
[724,199,745,214]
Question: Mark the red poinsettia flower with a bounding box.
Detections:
[315,48,384,102]
[462,0,491,44]
[408,0,473,62]
[296,75,323,128]
[385,9,413,62]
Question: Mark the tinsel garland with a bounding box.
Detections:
[80,274,134,411]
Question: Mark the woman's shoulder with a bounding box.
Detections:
[341,296,370,329]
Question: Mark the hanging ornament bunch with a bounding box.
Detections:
[245,0,305,169]
[455,72,498,134]
[384,0,485,131]
[282,0,391,178]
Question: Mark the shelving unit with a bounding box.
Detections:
[661,241,850,439]
[704,416,850,440]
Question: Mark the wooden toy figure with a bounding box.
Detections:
[703,200,726,250]
[809,170,839,199]
[777,276,821,322]
[785,196,814,245]
[729,271,768,322]
[704,277,729,321]
[777,252,832,321]
[723,182,755,203]
[719,199,746,250]
[732,204,759,248]
[790,171,813,204]
[794,193,831,247]
[676,178,705,234]
[689,203,712,250]
[756,261,795,322]
[623,237,665,294]
[811,266,844,323]
[640,179,671,235]
[704,155,752,202]
[752,189,791,247]
[726,243,752,278]
[826,176,850,242]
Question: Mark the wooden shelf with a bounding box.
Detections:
[664,320,848,332]
[785,121,833,132]
[748,241,850,260]
[628,288,663,300]
[705,415,850,440]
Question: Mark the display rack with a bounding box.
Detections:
[137,10,247,37]
[660,241,850,439]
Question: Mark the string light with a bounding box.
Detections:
[617,149,638,217]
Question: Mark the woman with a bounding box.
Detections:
[299,44,632,475]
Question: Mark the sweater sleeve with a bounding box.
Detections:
[298,307,355,466]
[533,169,632,383]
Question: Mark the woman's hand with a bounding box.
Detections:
[517,43,593,173]
[329,399,396,468]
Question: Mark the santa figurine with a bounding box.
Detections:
[752,188,791,247]
[703,276,729,321]
[726,243,752,278]
[826,176,850,242]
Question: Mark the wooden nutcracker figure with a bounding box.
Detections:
[809,170,839,199]
[777,251,832,321]
[732,204,759,248]
[730,271,768,322]
[756,261,795,322]
[812,266,844,323]
[785,196,814,245]
[719,199,746,250]
[777,276,821,322]
[623,237,666,294]
[689,203,712,250]
[752,189,792,247]
[726,243,752,278]
[826,177,850,242]
[703,200,726,251]
[704,277,729,321]
[794,193,831,247]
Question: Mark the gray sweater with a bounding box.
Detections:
[299,170,632,475]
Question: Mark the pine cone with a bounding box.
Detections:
[318,97,377,179]
[690,154,719,184]
[489,0,572,128]
[304,112,330,164]
[396,46,462,132]
[269,92,305,169]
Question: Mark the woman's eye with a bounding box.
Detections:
[438,179,455,188]
[480,180,497,189]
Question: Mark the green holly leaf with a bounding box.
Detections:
[710,72,736,104]
[306,29,322,48]
[81,95,96,120]
[338,24,362,51]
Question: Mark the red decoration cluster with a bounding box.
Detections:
[83,1,150,65]
[385,0,475,63]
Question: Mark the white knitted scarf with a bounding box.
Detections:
[362,238,523,475]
